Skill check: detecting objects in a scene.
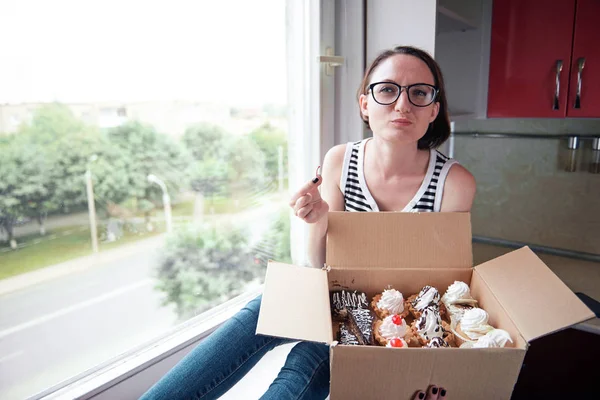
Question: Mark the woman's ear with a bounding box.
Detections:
[429,102,440,123]
[359,94,369,119]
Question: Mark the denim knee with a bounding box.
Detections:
[261,341,330,400]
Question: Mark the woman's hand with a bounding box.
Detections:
[289,173,329,224]
[413,385,446,399]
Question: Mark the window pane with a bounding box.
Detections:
[0,1,289,398]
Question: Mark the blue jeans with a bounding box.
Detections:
[140,295,330,400]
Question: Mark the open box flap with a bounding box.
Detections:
[326,212,472,269]
[474,247,595,342]
[257,261,333,344]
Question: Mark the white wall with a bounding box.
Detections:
[366,0,437,62]
[435,0,492,120]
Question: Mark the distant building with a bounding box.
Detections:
[0,100,233,138]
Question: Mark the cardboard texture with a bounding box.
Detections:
[475,247,595,342]
[330,346,525,400]
[258,212,594,399]
[256,261,332,343]
[329,268,473,299]
[326,212,472,269]
[471,270,528,349]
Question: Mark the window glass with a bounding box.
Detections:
[0,1,289,398]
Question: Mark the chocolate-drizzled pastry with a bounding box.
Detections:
[347,306,376,345]
[412,286,441,311]
[331,290,374,345]
[426,337,449,348]
[338,322,360,345]
[330,290,369,321]
[414,306,444,343]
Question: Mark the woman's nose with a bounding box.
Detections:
[394,89,411,113]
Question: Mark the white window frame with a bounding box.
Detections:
[289,0,365,267]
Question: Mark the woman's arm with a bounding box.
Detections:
[440,164,477,212]
[305,144,346,268]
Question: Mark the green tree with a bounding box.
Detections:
[49,130,123,212]
[182,124,228,199]
[18,104,134,220]
[226,135,267,195]
[11,140,56,236]
[0,139,23,248]
[155,224,261,318]
[107,121,191,225]
[248,123,287,184]
[20,102,87,144]
[253,208,292,266]
[14,104,101,227]
[270,208,292,263]
[182,123,227,162]
[0,137,54,247]
[189,158,228,198]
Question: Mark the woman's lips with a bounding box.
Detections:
[391,119,412,126]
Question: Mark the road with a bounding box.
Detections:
[0,196,282,400]
[0,246,179,400]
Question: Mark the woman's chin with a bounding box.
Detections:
[376,129,422,145]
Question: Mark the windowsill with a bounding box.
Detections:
[36,287,264,400]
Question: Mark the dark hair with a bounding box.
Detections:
[357,46,450,150]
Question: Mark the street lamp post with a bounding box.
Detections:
[147,174,173,234]
[86,155,99,253]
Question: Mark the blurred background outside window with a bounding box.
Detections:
[0,1,291,399]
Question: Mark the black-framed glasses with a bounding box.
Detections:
[368,82,439,107]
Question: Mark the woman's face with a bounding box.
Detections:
[359,54,440,145]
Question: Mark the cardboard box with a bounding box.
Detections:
[257,212,594,399]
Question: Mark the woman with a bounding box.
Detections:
[141,45,473,400]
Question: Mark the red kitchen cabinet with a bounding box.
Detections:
[567,0,600,117]
[487,0,600,118]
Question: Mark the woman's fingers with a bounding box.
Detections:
[298,199,329,223]
[293,193,313,214]
[413,386,446,400]
[289,175,322,207]
[426,385,442,399]
[413,390,426,400]
[296,204,313,219]
[289,167,327,224]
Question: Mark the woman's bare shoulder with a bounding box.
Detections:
[324,143,347,164]
[440,163,476,212]
[322,144,348,179]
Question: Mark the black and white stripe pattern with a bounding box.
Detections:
[413,152,449,212]
[340,139,456,213]
[344,144,373,212]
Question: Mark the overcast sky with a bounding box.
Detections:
[0,0,287,106]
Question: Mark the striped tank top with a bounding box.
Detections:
[340,138,458,212]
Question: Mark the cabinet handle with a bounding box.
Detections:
[574,57,586,109]
[553,60,563,110]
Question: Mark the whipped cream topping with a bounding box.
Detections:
[379,315,407,339]
[446,304,474,325]
[377,289,405,314]
[413,286,441,311]
[415,308,443,341]
[460,308,494,340]
[442,281,476,306]
[473,329,513,348]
